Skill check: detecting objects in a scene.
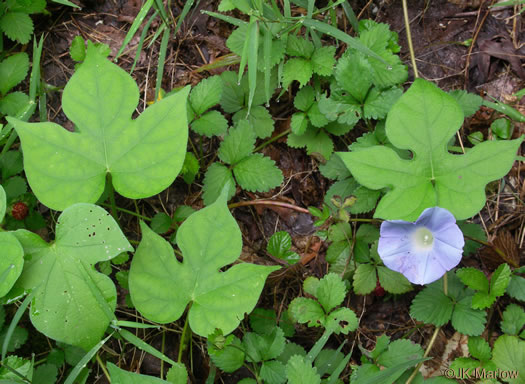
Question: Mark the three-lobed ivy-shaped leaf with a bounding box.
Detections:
[8,42,190,211]
[339,79,523,221]
[11,204,133,350]
[129,188,279,337]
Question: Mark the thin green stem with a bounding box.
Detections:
[96,353,111,383]
[228,199,309,213]
[253,128,291,152]
[100,203,152,221]
[178,304,192,363]
[106,174,118,222]
[402,0,418,78]
[161,331,166,379]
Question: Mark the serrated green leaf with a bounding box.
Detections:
[191,110,228,137]
[0,91,29,116]
[8,43,190,211]
[449,90,482,118]
[338,79,523,221]
[277,342,306,364]
[0,12,33,44]
[0,151,23,180]
[353,263,377,295]
[286,355,321,384]
[303,276,320,297]
[490,263,511,297]
[350,186,381,214]
[377,266,412,294]
[363,87,402,120]
[13,204,133,350]
[286,35,314,58]
[316,273,347,313]
[491,335,525,383]
[181,152,199,184]
[115,270,129,290]
[202,163,236,205]
[3,176,27,200]
[0,53,29,95]
[190,75,222,115]
[289,297,324,327]
[507,275,525,301]
[233,105,275,138]
[311,46,336,76]
[468,336,492,362]
[282,58,313,89]
[377,339,423,367]
[500,304,525,336]
[150,212,171,234]
[356,224,380,244]
[291,112,309,135]
[319,155,351,180]
[267,231,292,258]
[294,86,315,111]
[287,126,334,160]
[107,362,170,383]
[334,53,372,102]
[7,0,46,14]
[410,283,454,326]
[260,360,286,384]
[471,291,495,309]
[166,362,187,384]
[70,36,86,61]
[129,194,279,337]
[249,308,277,334]
[218,120,255,165]
[457,267,489,292]
[233,153,283,192]
[32,364,58,384]
[318,89,362,126]
[325,307,358,335]
[307,103,329,128]
[247,327,286,362]
[451,296,487,336]
[208,334,245,373]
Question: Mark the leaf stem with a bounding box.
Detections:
[100,203,152,221]
[402,0,418,78]
[178,305,192,363]
[96,353,111,383]
[253,128,291,152]
[228,199,309,213]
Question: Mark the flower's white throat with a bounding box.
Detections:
[412,227,434,250]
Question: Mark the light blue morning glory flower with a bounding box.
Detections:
[378,207,464,285]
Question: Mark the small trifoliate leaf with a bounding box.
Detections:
[0,12,33,44]
[70,36,86,61]
[191,110,228,137]
[319,155,352,180]
[353,263,377,295]
[451,296,487,336]
[490,263,511,297]
[0,53,29,95]
[202,163,236,205]
[286,355,321,384]
[287,127,334,160]
[325,307,358,335]
[491,335,525,383]
[286,35,314,58]
[316,273,347,313]
[108,362,170,383]
[507,275,525,301]
[129,193,279,337]
[218,120,255,165]
[500,304,525,336]
[288,297,324,327]
[334,53,372,102]
[249,308,277,335]
[307,103,329,128]
[311,46,336,76]
[363,87,402,120]
[456,268,489,292]
[0,91,29,116]
[449,90,482,118]
[207,334,245,373]
[233,154,283,192]
[243,327,286,362]
[282,58,313,89]
[410,283,454,326]
[294,86,315,111]
[233,105,274,138]
[377,266,412,294]
[471,291,495,309]
[166,363,188,384]
[190,76,222,115]
[349,186,381,214]
[468,336,491,362]
[260,360,286,384]
[291,112,309,135]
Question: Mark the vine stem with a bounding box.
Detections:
[402,0,419,78]
[406,273,448,384]
[228,200,310,214]
[178,304,192,363]
[253,128,291,152]
[96,353,111,383]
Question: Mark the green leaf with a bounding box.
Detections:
[32,364,58,384]
[314,349,345,377]
[451,296,487,336]
[181,152,199,184]
[0,151,23,181]
[233,105,275,138]
[287,126,334,160]
[294,86,315,111]
[244,327,285,362]
[449,90,482,117]
[491,118,513,139]
[233,153,283,192]
[218,120,255,165]
[3,175,27,200]
[377,339,423,367]
[208,334,245,373]
[334,53,372,102]
[0,53,29,95]
[363,87,402,120]
[319,155,351,180]
[289,297,324,327]
[311,46,336,76]
[282,58,313,89]
[70,35,86,62]
[491,335,525,383]
[107,362,170,383]
[468,336,491,362]
[325,307,358,335]
[249,308,277,334]
[0,232,24,297]
[490,263,511,297]
[410,283,454,326]
[166,363,188,384]
[377,266,412,294]
[260,360,286,384]
[13,204,133,350]
[456,268,489,292]
[286,354,321,384]
[0,12,33,44]
[353,263,377,295]
[507,275,525,301]
[316,273,347,313]
[9,43,190,211]
[191,110,228,137]
[7,0,47,14]
[286,35,314,58]
[150,212,172,234]
[0,91,30,116]
[458,222,486,256]
[202,163,236,205]
[318,89,362,126]
[338,79,523,221]
[0,326,27,353]
[500,304,525,336]
[291,112,309,135]
[350,186,381,214]
[471,291,495,309]
[356,224,380,244]
[129,192,279,337]
[0,186,4,223]
[277,342,306,364]
[190,75,222,115]
[267,231,292,258]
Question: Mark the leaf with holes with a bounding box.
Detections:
[129,189,279,337]
[339,79,523,220]
[11,204,132,350]
[8,42,190,211]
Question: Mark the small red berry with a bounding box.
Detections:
[11,202,29,220]
[373,280,385,297]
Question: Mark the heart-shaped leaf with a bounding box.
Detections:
[129,189,279,337]
[339,79,523,220]
[8,42,190,211]
[12,204,133,350]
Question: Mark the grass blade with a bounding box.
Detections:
[51,0,80,8]
[2,290,36,360]
[119,328,177,366]
[306,329,333,363]
[130,11,158,73]
[174,0,197,35]
[112,320,160,329]
[194,53,240,73]
[115,0,154,61]
[263,25,272,105]
[155,27,170,102]
[29,35,44,102]
[203,11,246,27]
[247,20,259,114]
[341,1,359,32]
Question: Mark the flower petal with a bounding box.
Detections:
[416,207,456,233]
